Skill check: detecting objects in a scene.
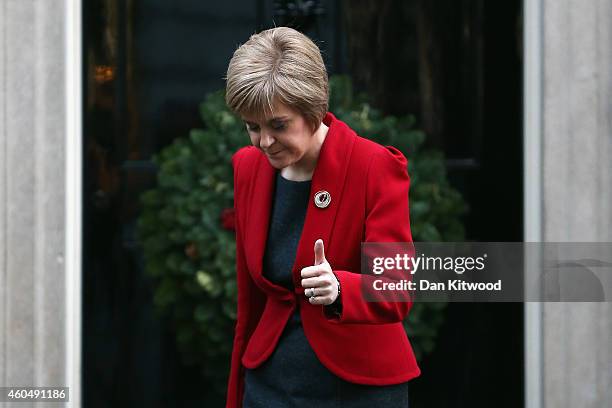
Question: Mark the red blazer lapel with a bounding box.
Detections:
[242,154,280,293]
[243,112,356,296]
[290,113,355,293]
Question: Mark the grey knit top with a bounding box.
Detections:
[262,171,310,322]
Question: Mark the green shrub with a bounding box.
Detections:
[136,75,467,394]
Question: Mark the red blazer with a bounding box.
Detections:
[226,112,420,407]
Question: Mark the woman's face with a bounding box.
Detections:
[241,102,316,170]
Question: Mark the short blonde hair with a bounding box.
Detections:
[224,26,329,132]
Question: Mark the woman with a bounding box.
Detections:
[224,27,420,408]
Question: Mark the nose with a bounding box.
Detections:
[259,130,275,150]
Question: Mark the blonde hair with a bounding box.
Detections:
[224,26,329,132]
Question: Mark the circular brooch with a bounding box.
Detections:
[314,190,331,208]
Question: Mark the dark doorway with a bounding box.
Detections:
[82,1,523,407]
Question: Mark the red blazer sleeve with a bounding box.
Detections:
[323,146,414,325]
[226,149,266,408]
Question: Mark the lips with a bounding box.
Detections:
[267,149,283,156]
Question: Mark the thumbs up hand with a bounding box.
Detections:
[300,239,340,305]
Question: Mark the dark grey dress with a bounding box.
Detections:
[242,172,410,408]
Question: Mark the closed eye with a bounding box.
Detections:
[245,122,286,132]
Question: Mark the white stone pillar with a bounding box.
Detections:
[526,0,612,407]
[0,0,82,406]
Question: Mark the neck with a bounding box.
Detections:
[281,122,329,181]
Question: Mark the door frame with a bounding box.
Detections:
[65,0,83,405]
[65,1,544,406]
[523,0,544,407]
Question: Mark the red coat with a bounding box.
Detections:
[226,112,420,407]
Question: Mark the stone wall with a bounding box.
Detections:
[0,0,72,405]
[541,0,612,406]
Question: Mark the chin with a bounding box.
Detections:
[267,157,289,169]
[267,154,295,169]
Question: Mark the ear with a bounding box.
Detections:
[310,119,321,135]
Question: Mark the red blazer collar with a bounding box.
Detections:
[244,112,356,298]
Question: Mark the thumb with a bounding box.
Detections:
[314,239,327,265]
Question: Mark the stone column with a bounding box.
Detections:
[539,0,612,406]
[0,0,80,406]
